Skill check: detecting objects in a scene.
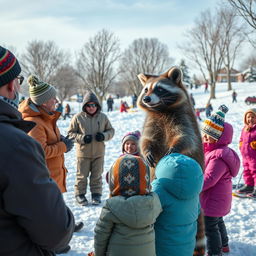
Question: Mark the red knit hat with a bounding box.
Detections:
[0,46,21,87]
[109,155,150,197]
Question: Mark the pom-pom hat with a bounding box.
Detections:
[122,130,141,153]
[201,104,229,140]
[109,155,150,197]
[28,75,57,105]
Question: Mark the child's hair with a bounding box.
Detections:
[108,155,150,197]
[121,130,141,154]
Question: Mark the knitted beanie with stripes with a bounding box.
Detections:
[201,104,229,140]
[0,46,21,87]
[109,155,150,197]
[28,75,57,105]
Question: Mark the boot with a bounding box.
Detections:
[92,193,101,205]
[222,245,230,253]
[236,184,254,194]
[74,221,84,232]
[75,194,88,206]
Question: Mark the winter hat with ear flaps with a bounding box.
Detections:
[109,155,150,197]
[201,104,229,140]
[28,75,57,105]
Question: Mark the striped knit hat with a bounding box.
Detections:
[28,75,57,105]
[0,46,21,87]
[109,155,150,197]
[201,104,229,140]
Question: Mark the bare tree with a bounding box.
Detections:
[119,38,173,96]
[20,40,68,83]
[76,29,121,103]
[51,65,79,103]
[180,9,225,99]
[227,0,256,29]
[218,6,247,90]
[240,52,256,69]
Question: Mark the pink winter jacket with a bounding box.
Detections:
[239,124,256,161]
[200,123,240,217]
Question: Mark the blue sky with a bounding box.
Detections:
[1,0,223,68]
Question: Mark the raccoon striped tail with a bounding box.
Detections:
[193,211,205,256]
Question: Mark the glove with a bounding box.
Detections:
[84,134,92,144]
[62,136,74,153]
[250,141,256,150]
[95,132,105,142]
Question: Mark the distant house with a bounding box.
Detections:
[216,68,242,83]
[241,67,256,82]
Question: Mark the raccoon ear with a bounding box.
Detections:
[167,67,183,84]
[137,73,151,86]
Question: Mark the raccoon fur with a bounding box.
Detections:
[137,66,205,256]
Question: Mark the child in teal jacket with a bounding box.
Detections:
[152,153,204,256]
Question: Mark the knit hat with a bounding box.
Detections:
[201,104,229,140]
[0,46,21,87]
[122,130,141,154]
[28,75,57,105]
[244,108,256,125]
[109,155,150,197]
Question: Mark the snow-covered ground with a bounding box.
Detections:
[58,82,256,255]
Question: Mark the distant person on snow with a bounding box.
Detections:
[120,100,128,112]
[236,108,256,198]
[68,91,115,206]
[94,154,162,256]
[63,103,71,120]
[201,105,240,255]
[232,90,237,103]
[0,45,74,256]
[205,102,213,118]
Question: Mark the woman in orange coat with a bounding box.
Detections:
[19,75,73,193]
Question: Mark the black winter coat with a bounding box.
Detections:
[0,99,74,256]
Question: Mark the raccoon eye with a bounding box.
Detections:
[144,88,148,93]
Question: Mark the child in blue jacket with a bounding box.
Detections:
[152,153,204,256]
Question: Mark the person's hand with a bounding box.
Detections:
[84,135,92,144]
[62,136,74,153]
[95,132,105,142]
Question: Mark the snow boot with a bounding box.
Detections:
[222,245,230,253]
[247,187,256,199]
[92,193,101,205]
[74,221,84,232]
[75,194,88,206]
[236,184,254,194]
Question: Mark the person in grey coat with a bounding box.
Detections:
[93,155,162,256]
[0,46,74,256]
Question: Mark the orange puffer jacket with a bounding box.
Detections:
[19,99,67,192]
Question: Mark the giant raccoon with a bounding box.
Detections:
[137,66,205,256]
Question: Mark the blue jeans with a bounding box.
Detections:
[205,216,228,255]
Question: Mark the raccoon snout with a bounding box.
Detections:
[143,96,151,103]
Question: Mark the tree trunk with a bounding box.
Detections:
[226,67,232,91]
[210,82,216,99]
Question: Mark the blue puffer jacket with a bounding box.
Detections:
[152,153,204,256]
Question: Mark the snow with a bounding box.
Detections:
[58,82,256,255]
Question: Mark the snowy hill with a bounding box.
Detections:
[58,82,256,255]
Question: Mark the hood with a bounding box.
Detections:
[19,98,60,121]
[107,193,161,228]
[82,91,101,112]
[221,147,240,177]
[155,153,203,200]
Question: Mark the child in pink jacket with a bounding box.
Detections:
[236,108,256,198]
[200,105,240,256]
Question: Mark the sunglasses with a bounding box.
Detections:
[17,75,24,85]
[86,103,97,108]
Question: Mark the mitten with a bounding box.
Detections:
[84,134,92,144]
[250,141,256,150]
[62,136,74,153]
[239,141,243,148]
[95,132,105,142]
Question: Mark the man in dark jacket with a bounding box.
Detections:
[0,46,74,256]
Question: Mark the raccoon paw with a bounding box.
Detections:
[165,147,177,156]
[145,152,156,168]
